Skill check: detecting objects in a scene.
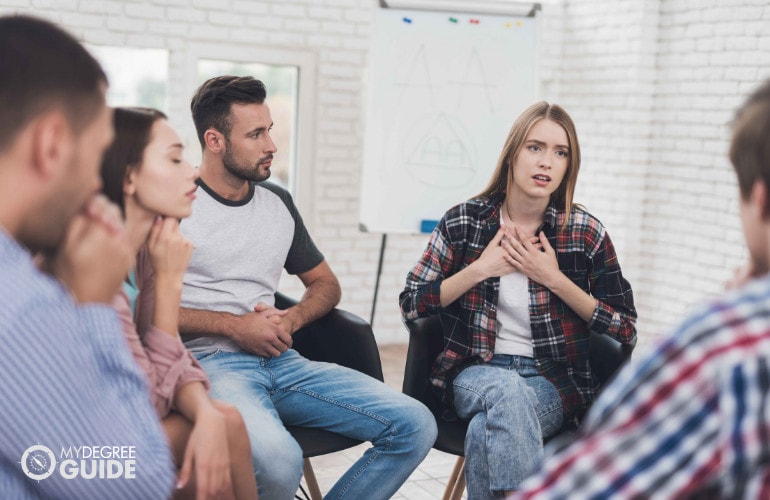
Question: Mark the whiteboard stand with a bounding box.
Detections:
[370,233,388,328]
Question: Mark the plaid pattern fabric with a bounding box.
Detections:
[516,276,770,499]
[400,194,637,425]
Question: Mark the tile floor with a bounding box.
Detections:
[297,343,467,500]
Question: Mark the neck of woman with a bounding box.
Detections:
[124,199,156,254]
[503,194,548,230]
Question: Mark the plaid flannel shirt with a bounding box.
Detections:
[399,194,637,425]
[516,275,770,499]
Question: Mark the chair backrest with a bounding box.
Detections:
[403,314,633,407]
[275,292,384,381]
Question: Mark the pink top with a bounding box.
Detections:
[112,246,209,418]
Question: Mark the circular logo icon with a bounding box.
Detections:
[21,444,56,480]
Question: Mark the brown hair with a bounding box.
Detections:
[100,107,167,211]
[478,102,581,224]
[190,75,267,147]
[730,79,770,211]
[0,15,107,152]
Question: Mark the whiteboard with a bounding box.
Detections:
[360,8,537,234]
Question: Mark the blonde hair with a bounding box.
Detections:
[478,102,581,225]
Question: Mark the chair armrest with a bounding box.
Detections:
[275,292,384,382]
[589,332,634,385]
[402,316,443,406]
[403,315,468,455]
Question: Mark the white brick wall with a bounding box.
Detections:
[538,0,769,351]
[3,0,768,348]
[647,0,766,344]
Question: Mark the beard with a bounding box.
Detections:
[222,143,273,183]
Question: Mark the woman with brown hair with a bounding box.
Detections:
[101,107,258,499]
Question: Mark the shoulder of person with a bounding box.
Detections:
[256,180,291,200]
[444,196,494,221]
[567,204,606,233]
[666,274,770,370]
[256,181,307,224]
[433,197,497,245]
[556,205,611,255]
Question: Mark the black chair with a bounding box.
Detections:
[403,315,634,500]
[274,292,384,500]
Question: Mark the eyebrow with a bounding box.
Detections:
[526,139,569,150]
[167,143,184,150]
[246,123,274,136]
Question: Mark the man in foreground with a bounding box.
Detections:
[0,15,174,497]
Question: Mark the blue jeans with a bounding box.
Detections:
[452,355,563,498]
[195,348,437,500]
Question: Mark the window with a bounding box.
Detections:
[86,44,169,110]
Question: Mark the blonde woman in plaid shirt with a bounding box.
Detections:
[513,80,770,500]
[400,102,637,498]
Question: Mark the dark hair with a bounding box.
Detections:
[0,15,107,151]
[478,102,581,226]
[730,79,770,209]
[190,75,267,147]
[100,107,167,211]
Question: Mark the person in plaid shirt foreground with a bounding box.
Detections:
[400,102,637,498]
[513,79,770,499]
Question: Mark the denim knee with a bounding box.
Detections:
[251,430,304,499]
[387,395,437,455]
[408,398,438,451]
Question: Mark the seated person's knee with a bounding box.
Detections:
[215,402,248,438]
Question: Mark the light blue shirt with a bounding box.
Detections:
[0,229,174,498]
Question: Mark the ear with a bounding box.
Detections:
[30,111,73,181]
[750,180,770,220]
[124,167,138,197]
[204,128,225,154]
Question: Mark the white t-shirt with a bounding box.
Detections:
[495,217,533,357]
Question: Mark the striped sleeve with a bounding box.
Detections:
[0,297,175,498]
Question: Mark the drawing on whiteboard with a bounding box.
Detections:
[403,112,477,188]
[448,46,495,113]
[394,44,434,106]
